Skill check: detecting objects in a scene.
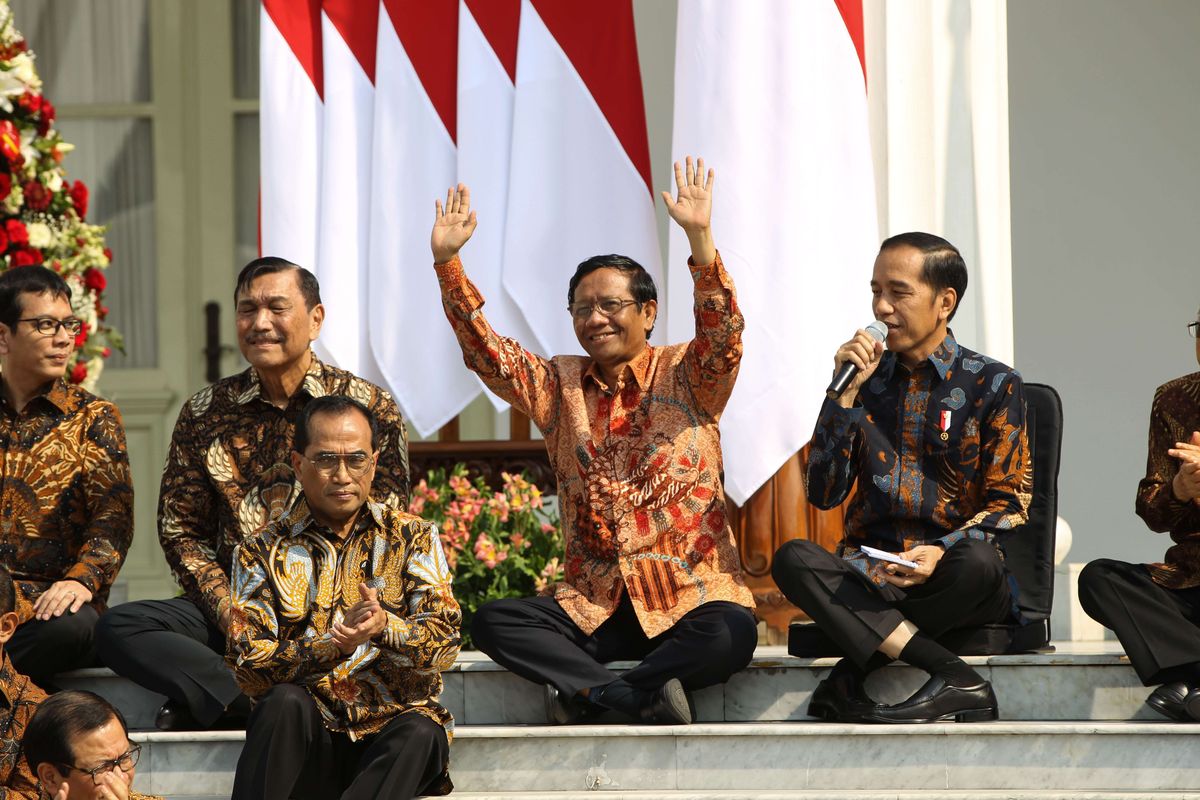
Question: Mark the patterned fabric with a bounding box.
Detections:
[1138,371,1200,589]
[0,651,160,799]
[227,498,460,743]
[158,353,410,628]
[0,379,132,620]
[435,253,754,639]
[806,330,1032,587]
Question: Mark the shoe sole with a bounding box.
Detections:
[863,705,999,724]
[661,679,694,725]
[1146,693,1190,722]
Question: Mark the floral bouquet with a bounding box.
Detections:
[0,2,119,389]
[410,466,564,648]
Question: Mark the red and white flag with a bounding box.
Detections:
[501,0,661,357]
[667,0,880,504]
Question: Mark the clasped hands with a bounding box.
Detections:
[1169,430,1200,505]
[332,582,389,655]
[876,545,944,588]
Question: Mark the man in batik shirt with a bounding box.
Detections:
[228,395,459,800]
[431,157,756,726]
[96,258,410,731]
[0,265,133,688]
[773,232,1031,724]
[1079,309,1200,722]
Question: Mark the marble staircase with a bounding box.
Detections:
[58,644,1200,799]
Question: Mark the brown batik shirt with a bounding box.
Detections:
[1137,371,1200,588]
[158,354,410,629]
[435,253,755,639]
[0,379,132,620]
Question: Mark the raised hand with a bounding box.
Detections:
[431,184,478,264]
[1170,431,1200,503]
[661,156,716,265]
[831,329,885,408]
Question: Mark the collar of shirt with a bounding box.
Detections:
[876,328,960,384]
[282,494,386,541]
[237,350,329,406]
[582,345,653,394]
[0,377,72,417]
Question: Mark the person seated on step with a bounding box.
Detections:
[772,233,1031,724]
[226,396,459,800]
[1078,308,1200,722]
[24,690,163,800]
[94,257,412,732]
[430,156,757,726]
[0,265,133,690]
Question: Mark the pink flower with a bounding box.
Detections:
[473,533,506,569]
[541,522,557,534]
[408,495,426,515]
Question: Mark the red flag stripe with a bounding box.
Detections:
[529,0,653,195]
[323,0,381,83]
[834,0,867,89]
[263,0,324,99]
[464,0,520,83]
[383,0,459,140]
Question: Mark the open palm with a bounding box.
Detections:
[431,184,478,263]
[661,156,713,233]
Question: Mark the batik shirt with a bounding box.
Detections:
[0,651,161,799]
[159,354,410,629]
[436,253,755,638]
[228,497,460,746]
[0,379,132,620]
[1137,372,1200,589]
[806,331,1032,585]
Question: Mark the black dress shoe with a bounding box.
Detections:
[1147,681,1200,722]
[637,677,693,725]
[544,685,601,725]
[155,700,201,732]
[808,670,875,722]
[862,675,998,724]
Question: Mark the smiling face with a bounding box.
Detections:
[0,290,76,386]
[291,408,377,534]
[870,245,956,367]
[235,269,324,376]
[570,267,657,381]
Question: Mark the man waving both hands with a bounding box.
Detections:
[430,157,757,726]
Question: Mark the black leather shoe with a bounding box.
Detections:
[155,700,201,732]
[808,670,875,722]
[1147,681,1200,722]
[637,678,693,725]
[544,685,601,725]
[862,675,998,724]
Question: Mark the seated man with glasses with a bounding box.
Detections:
[429,157,757,725]
[227,395,459,800]
[1079,311,1200,722]
[0,266,132,687]
[23,690,160,800]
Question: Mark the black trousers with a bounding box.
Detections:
[1078,558,1200,686]
[771,538,1013,668]
[232,684,449,800]
[94,597,243,726]
[471,593,758,699]
[8,605,99,688]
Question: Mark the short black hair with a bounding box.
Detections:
[879,232,968,322]
[567,254,657,335]
[235,257,322,311]
[0,266,71,330]
[24,691,128,776]
[0,565,14,616]
[294,395,378,454]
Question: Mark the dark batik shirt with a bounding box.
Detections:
[436,252,755,638]
[806,330,1032,586]
[228,498,460,757]
[158,354,410,628]
[1137,372,1200,588]
[0,379,132,620]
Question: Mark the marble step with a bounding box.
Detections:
[435,794,1200,800]
[125,721,1200,798]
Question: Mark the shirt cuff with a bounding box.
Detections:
[687,251,732,292]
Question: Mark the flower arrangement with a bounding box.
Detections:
[410,466,564,648]
[0,2,119,390]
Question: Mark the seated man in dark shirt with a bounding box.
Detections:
[1078,310,1200,721]
[773,232,1031,724]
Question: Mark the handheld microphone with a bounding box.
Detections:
[825,320,888,399]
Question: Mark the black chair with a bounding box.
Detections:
[787,382,1064,657]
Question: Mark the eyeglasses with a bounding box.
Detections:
[19,316,83,337]
[59,743,140,785]
[301,452,374,477]
[1189,321,1199,339]
[568,298,639,320]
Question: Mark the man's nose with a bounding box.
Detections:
[53,323,74,346]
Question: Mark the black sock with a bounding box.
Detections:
[590,678,648,716]
[830,651,892,682]
[899,633,983,687]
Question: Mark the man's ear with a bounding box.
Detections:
[0,611,18,647]
[641,299,658,337]
[938,289,958,322]
[308,303,325,342]
[291,450,304,478]
[36,762,65,792]
[0,322,13,357]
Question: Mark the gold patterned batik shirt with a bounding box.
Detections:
[435,253,755,639]
[227,498,461,744]
[1137,372,1200,589]
[158,353,411,629]
[0,379,132,619]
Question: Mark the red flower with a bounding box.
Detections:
[0,174,10,201]
[11,247,40,267]
[22,181,49,211]
[74,321,90,349]
[96,304,109,320]
[102,247,112,261]
[101,347,111,358]
[15,93,40,115]
[0,121,20,167]
[83,267,106,293]
[5,219,28,247]
[70,180,88,218]
[0,230,9,254]
[69,362,88,384]
[37,99,55,136]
